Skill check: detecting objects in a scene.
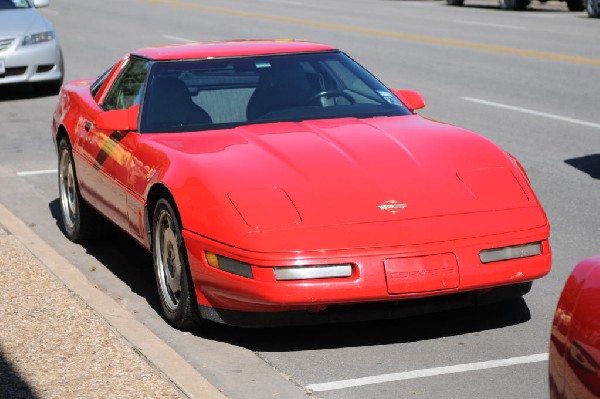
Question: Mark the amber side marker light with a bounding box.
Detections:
[274,264,353,281]
[205,252,253,278]
[480,242,542,264]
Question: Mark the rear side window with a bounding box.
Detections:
[90,66,113,99]
[103,57,151,111]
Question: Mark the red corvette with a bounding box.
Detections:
[51,40,551,328]
[549,256,600,399]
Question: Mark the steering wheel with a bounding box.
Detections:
[306,90,355,104]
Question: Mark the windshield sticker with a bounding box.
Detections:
[378,90,401,105]
[255,61,272,69]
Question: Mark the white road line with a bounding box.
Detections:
[260,0,302,5]
[453,20,526,30]
[462,97,600,130]
[16,169,58,177]
[163,34,196,43]
[306,353,549,392]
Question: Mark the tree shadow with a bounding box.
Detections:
[0,348,39,399]
[565,154,600,179]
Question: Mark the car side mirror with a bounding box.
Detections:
[94,104,139,132]
[391,89,426,112]
[32,0,49,8]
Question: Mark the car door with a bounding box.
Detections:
[79,57,151,234]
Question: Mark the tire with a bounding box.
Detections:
[499,0,529,10]
[57,139,95,242]
[152,197,199,329]
[567,0,585,11]
[586,0,600,16]
[446,0,464,6]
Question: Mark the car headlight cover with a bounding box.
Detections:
[22,31,55,46]
[274,264,353,281]
[480,242,542,264]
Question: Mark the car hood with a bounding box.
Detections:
[0,9,51,37]
[149,115,545,251]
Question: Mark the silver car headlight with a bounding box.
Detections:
[22,31,55,46]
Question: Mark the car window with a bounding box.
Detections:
[0,0,30,9]
[139,51,410,134]
[90,65,114,99]
[103,57,151,111]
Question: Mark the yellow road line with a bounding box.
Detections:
[146,0,600,66]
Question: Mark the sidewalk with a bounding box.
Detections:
[0,203,226,399]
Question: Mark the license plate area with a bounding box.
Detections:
[385,253,459,294]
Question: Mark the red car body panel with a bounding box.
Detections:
[549,256,600,399]
[133,40,336,61]
[51,40,551,322]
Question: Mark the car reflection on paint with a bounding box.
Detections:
[51,40,551,329]
[549,255,600,399]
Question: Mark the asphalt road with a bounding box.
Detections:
[1,0,599,398]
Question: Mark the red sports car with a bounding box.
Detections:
[51,40,551,328]
[549,256,600,399]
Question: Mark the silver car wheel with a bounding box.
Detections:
[58,146,77,232]
[154,208,183,312]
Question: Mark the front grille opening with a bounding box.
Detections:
[36,64,55,73]
[0,67,27,78]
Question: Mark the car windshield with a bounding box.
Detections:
[139,51,411,133]
[0,0,31,9]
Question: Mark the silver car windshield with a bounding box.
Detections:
[0,0,31,9]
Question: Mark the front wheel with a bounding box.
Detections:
[153,197,199,329]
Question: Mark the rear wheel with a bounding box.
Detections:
[153,197,199,329]
[586,0,600,16]
[58,139,94,242]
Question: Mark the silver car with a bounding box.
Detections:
[0,0,63,93]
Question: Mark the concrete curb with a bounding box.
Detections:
[0,201,227,399]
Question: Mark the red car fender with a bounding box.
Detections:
[550,255,600,399]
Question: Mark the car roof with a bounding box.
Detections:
[131,40,338,61]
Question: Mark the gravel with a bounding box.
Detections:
[0,228,185,399]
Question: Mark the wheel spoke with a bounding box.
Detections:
[155,209,185,312]
[59,148,77,231]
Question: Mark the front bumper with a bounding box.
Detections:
[197,282,533,327]
[183,223,551,320]
[0,38,62,85]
